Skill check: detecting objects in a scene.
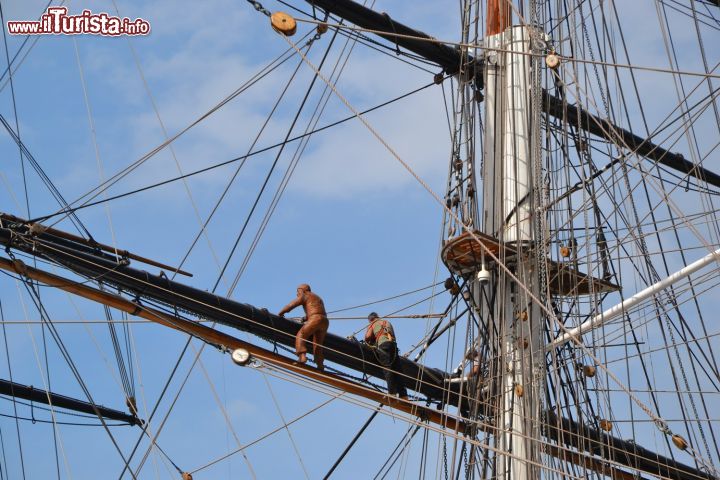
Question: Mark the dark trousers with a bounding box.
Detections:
[376,341,408,398]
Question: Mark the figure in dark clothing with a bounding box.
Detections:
[364,312,408,400]
[278,284,328,370]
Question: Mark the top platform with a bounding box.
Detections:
[441,231,620,296]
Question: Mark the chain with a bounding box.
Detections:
[462,441,470,478]
[442,436,449,480]
[245,0,271,17]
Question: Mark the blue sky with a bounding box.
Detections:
[0,0,718,478]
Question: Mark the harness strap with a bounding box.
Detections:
[373,319,394,343]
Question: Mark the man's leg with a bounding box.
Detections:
[295,324,311,363]
[378,343,399,396]
[312,326,327,371]
[381,343,408,399]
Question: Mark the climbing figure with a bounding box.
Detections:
[278,284,328,370]
[364,312,408,400]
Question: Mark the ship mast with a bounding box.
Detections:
[480,0,545,476]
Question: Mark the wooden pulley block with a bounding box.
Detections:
[126,395,138,414]
[672,434,688,450]
[514,384,524,397]
[271,11,297,36]
[599,419,612,431]
[582,365,596,377]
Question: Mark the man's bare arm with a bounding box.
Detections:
[364,325,375,344]
[278,295,303,317]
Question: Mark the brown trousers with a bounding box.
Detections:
[295,317,329,366]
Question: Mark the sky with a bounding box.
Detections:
[0,0,718,479]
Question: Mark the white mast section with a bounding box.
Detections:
[549,247,720,349]
[483,23,543,478]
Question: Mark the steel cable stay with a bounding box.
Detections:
[289,16,720,80]
[112,24,329,480]
[255,361,688,480]
[655,0,720,459]
[2,13,82,473]
[548,66,720,259]
[130,25,350,479]
[274,0,442,71]
[0,114,91,239]
[0,248,712,480]
[13,275,138,479]
[325,281,443,314]
[72,34,138,421]
[16,280,71,478]
[227,9,386,293]
[544,76,720,229]
[109,0,227,278]
[213,22,344,292]
[171,41,314,289]
[0,2,30,225]
[0,300,26,480]
[61,286,173,474]
[27,80,437,225]
[39,38,309,230]
[0,0,60,90]
[548,61,707,394]
[0,0,88,238]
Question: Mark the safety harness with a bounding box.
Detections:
[371,319,395,345]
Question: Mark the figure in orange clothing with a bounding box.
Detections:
[365,312,408,399]
[278,284,328,370]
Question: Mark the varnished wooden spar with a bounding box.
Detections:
[0,218,466,409]
[0,213,192,277]
[0,256,466,432]
[0,378,141,426]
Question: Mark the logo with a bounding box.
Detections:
[7,7,151,36]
